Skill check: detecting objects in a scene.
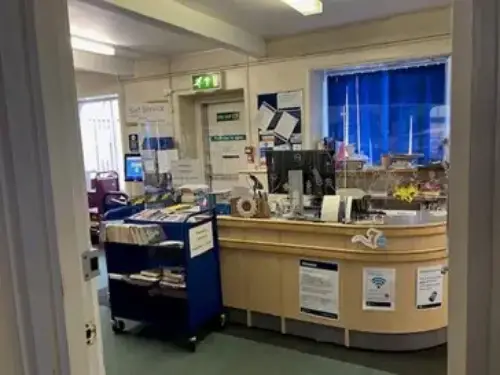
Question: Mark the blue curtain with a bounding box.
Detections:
[327,63,446,164]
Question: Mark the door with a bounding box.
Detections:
[206,101,247,190]
[0,0,106,373]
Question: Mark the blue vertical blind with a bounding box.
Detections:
[327,63,447,164]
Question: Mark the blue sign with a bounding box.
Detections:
[124,154,143,182]
[142,136,175,150]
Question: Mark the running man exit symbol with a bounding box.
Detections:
[192,73,222,91]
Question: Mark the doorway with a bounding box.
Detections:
[203,100,247,190]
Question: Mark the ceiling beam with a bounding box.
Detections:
[73,50,134,76]
[89,0,267,57]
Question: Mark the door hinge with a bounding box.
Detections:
[85,322,97,346]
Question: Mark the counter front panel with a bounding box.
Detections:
[218,216,448,351]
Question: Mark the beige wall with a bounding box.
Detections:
[122,7,451,154]
[75,71,121,99]
[110,7,452,193]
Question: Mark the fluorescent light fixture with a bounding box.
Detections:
[71,36,115,56]
[281,0,323,16]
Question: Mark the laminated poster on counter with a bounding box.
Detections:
[416,265,445,310]
[299,260,339,320]
[363,268,396,311]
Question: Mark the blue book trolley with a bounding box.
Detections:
[104,209,224,351]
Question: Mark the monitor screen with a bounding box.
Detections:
[265,150,336,196]
[124,154,143,182]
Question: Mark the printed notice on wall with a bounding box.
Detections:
[189,222,214,258]
[277,90,302,110]
[363,268,396,311]
[416,266,444,310]
[299,260,339,320]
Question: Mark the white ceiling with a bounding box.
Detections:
[68,0,218,57]
[175,0,450,38]
[68,0,450,59]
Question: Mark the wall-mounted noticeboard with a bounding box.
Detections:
[256,90,303,164]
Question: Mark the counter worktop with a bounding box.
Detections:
[219,211,446,228]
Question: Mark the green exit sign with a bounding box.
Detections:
[192,72,222,91]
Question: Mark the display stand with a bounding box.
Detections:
[104,209,224,351]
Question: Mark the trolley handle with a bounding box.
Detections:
[182,208,215,224]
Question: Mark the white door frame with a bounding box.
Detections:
[193,92,246,185]
[201,100,247,190]
[448,0,500,373]
[0,0,105,374]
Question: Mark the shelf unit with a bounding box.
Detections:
[104,209,224,351]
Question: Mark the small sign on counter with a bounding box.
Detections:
[416,265,445,310]
[299,260,339,320]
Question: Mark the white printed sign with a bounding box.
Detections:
[363,268,396,311]
[189,222,214,258]
[127,103,168,122]
[299,260,339,320]
[171,159,205,186]
[416,266,445,310]
[277,90,302,110]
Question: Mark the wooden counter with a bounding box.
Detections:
[217,214,448,351]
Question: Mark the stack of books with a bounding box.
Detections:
[104,223,163,245]
[129,205,199,223]
[160,268,186,289]
[128,267,186,289]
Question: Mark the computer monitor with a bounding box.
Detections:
[124,153,143,182]
[265,150,336,197]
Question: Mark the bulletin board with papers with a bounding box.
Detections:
[256,90,303,165]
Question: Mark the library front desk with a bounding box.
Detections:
[217,214,448,351]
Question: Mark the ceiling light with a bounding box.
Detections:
[281,0,323,16]
[71,36,115,56]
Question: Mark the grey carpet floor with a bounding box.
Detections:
[98,252,446,375]
[101,306,397,375]
[99,305,446,375]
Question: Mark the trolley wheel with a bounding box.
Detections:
[111,319,125,334]
[188,336,198,352]
[219,313,227,329]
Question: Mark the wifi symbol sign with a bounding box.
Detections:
[371,277,386,289]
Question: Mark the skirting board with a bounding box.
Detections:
[226,308,447,351]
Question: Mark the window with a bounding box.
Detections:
[78,97,123,187]
[326,60,448,165]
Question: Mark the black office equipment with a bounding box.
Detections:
[265,150,336,198]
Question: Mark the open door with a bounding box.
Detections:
[0,0,105,374]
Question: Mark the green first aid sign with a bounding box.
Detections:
[210,134,246,142]
[216,112,240,122]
